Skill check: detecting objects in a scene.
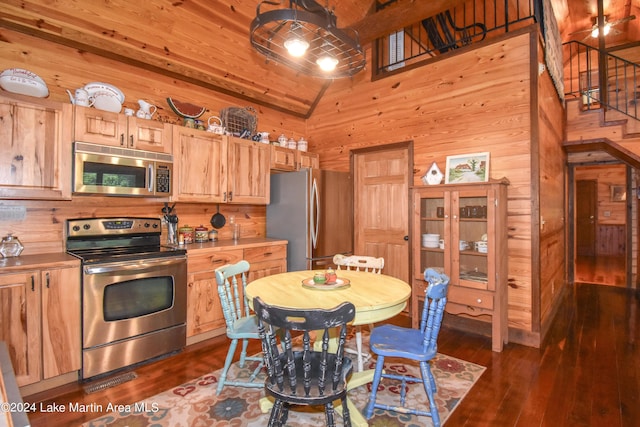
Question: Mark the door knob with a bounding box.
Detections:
[404,235,409,241]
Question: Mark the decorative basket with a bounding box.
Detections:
[220,106,257,139]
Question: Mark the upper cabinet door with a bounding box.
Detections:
[0,94,72,200]
[74,107,171,154]
[172,127,227,202]
[227,137,270,204]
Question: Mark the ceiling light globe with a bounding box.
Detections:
[316,55,339,72]
[284,38,309,57]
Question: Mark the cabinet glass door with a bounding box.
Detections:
[453,193,488,289]
[415,192,448,280]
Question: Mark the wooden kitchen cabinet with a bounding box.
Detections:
[410,179,509,352]
[74,106,172,154]
[0,94,72,200]
[173,130,269,204]
[186,249,243,337]
[244,244,287,281]
[227,136,270,204]
[270,145,298,171]
[298,151,319,169]
[186,242,287,341]
[270,146,319,171]
[0,257,81,387]
[173,128,227,203]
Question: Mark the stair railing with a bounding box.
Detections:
[564,40,639,122]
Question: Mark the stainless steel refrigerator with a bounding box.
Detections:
[267,169,353,271]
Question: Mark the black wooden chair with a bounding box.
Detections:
[253,296,356,427]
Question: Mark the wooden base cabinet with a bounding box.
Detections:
[411,180,509,352]
[0,257,81,387]
[186,242,287,339]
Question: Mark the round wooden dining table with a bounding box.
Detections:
[245,269,412,427]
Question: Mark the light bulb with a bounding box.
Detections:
[316,54,338,71]
[591,22,612,38]
[284,22,309,57]
[284,37,309,57]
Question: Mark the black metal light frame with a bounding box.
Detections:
[250,0,366,78]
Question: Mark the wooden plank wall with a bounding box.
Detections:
[0,28,308,255]
[307,28,546,342]
[536,37,568,337]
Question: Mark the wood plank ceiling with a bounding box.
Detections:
[0,0,638,118]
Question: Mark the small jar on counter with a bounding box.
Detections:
[178,225,194,244]
[194,225,209,243]
[208,229,218,241]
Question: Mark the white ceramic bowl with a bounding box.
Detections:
[0,68,49,98]
[84,82,125,104]
[92,92,122,113]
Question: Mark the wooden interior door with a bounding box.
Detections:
[576,179,597,256]
[352,143,411,283]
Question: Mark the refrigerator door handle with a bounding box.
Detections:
[311,177,320,249]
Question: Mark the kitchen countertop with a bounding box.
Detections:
[0,252,80,271]
[171,237,287,254]
[0,239,288,270]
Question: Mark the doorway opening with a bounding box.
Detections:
[571,163,630,287]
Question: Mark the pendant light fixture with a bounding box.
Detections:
[250,0,366,78]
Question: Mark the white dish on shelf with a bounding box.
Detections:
[91,91,122,113]
[83,82,125,104]
[0,68,49,98]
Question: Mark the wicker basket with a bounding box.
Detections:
[220,106,257,138]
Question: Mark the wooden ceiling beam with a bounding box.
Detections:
[350,0,468,44]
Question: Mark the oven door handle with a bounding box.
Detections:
[84,257,186,275]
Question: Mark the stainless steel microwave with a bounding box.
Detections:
[73,142,172,197]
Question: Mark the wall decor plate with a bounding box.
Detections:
[0,68,49,98]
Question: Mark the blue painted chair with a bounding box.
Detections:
[364,268,450,426]
[215,260,264,395]
[253,296,356,427]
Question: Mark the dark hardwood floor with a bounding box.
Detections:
[24,281,640,426]
[575,255,626,287]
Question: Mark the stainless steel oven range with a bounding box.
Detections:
[66,217,187,380]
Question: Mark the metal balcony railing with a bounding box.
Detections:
[373,0,539,77]
[564,40,639,122]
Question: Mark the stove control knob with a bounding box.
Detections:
[151,223,158,228]
[144,222,150,228]
[72,225,80,232]
[83,224,91,230]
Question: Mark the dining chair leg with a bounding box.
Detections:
[420,361,441,427]
[238,338,249,367]
[216,339,239,395]
[364,354,386,419]
[340,394,352,427]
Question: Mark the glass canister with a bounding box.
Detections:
[178,225,194,244]
[0,233,24,258]
[194,225,209,243]
[287,137,297,150]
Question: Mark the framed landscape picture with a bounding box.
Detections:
[445,152,490,184]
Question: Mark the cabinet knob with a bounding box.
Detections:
[477,298,482,303]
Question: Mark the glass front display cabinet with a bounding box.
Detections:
[411,179,509,352]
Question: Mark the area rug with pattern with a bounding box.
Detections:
[84,336,485,427]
